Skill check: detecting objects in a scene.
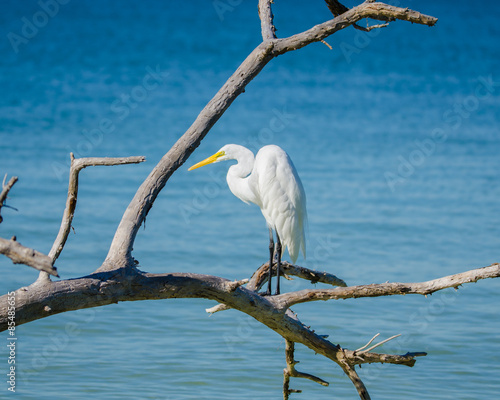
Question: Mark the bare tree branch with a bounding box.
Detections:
[258,0,277,40]
[0,237,58,277]
[277,263,500,309]
[272,3,436,55]
[283,339,329,400]
[355,21,390,31]
[2,263,493,356]
[0,266,426,374]
[248,261,348,290]
[0,174,18,224]
[48,153,146,263]
[348,349,427,368]
[337,357,371,400]
[205,262,346,314]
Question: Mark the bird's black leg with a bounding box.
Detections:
[275,233,282,295]
[264,227,274,296]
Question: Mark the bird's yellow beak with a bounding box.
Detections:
[188,151,225,171]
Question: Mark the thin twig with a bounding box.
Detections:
[355,333,380,352]
[357,334,401,354]
[320,39,333,50]
[354,22,390,31]
[283,339,329,399]
[0,174,19,224]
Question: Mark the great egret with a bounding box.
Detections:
[188,144,307,295]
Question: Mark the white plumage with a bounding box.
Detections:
[188,144,307,294]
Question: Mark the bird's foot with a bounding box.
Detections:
[260,290,271,296]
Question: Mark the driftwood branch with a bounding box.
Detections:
[276,263,500,310]
[5,263,494,340]
[206,262,346,314]
[48,153,146,263]
[338,358,370,400]
[271,3,436,55]
[0,236,58,277]
[0,265,426,373]
[249,261,348,290]
[283,339,329,400]
[0,174,18,223]
[0,262,493,400]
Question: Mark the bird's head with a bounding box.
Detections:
[187,145,236,171]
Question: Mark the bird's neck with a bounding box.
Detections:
[229,150,254,178]
[226,149,258,205]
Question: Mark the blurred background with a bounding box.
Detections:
[0,0,499,399]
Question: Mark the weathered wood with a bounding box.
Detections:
[276,263,500,310]
[49,154,146,263]
[0,237,58,277]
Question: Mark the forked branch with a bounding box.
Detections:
[49,153,146,263]
[206,262,346,314]
[283,339,329,400]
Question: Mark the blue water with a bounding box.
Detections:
[1,0,499,399]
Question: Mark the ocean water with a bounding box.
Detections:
[0,0,499,399]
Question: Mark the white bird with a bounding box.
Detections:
[188,144,307,295]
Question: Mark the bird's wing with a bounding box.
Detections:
[254,146,307,263]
